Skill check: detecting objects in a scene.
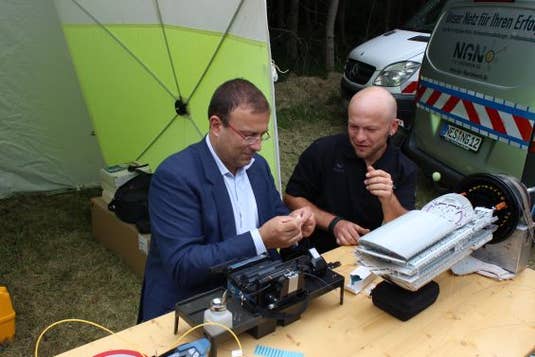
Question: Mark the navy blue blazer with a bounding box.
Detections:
[141,138,288,321]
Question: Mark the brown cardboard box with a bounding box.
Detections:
[90,197,150,278]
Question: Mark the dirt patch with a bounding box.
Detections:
[274,72,346,189]
[275,72,343,111]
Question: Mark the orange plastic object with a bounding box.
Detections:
[0,286,15,344]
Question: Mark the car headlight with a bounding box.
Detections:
[373,61,420,87]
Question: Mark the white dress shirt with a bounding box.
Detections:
[206,136,267,255]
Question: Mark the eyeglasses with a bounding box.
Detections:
[226,122,270,144]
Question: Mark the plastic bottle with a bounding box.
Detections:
[0,286,16,344]
[203,297,233,336]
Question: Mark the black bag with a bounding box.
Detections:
[108,171,152,233]
[371,280,439,321]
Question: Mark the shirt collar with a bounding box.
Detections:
[205,135,255,177]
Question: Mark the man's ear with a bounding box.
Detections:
[209,115,222,133]
[389,118,400,136]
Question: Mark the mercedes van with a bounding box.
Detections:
[405,0,535,188]
[341,0,448,127]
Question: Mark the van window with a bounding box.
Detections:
[428,5,534,89]
[404,0,449,32]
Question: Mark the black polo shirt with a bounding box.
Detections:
[285,133,417,253]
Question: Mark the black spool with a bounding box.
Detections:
[456,173,527,244]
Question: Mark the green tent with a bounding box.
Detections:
[1,0,280,197]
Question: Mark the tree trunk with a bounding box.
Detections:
[304,0,312,37]
[325,0,339,71]
[287,0,300,61]
[384,0,393,31]
[276,0,286,28]
[337,0,347,48]
[365,0,376,39]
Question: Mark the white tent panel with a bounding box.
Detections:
[56,0,269,42]
[0,0,104,198]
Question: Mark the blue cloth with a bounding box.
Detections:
[141,138,288,321]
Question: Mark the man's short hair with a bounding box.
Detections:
[208,78,270,125]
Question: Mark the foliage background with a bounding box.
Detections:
[267,0,428,74]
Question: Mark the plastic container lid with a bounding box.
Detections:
[210,297,227,312]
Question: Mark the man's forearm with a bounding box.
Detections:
[379,193,408,223]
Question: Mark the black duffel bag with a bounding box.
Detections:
[108,171,152,233]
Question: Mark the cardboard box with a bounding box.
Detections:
[90,197,150,278]
[100,164,151,189]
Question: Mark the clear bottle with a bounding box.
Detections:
[203,297,233,336]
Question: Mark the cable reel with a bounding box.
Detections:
[456,173,534,244]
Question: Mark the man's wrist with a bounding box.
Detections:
[328,216,342,235]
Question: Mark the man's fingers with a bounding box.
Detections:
[284,232,302,247]
[291,207,312,221]
[336,230,358,246]
[365,167,393,188]
[358,227,370,235]
[365,175,393,186]
[365,178,395,198]
[280,215,301,226]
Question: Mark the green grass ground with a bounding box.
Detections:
[0,189,141,355]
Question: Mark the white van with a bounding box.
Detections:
[341,0,448,127]
[405,0,535,188]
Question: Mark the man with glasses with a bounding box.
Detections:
[283,86,417,255]
[140,78,315,321]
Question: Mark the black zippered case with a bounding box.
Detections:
[371,280,439,321]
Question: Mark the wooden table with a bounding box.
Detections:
[57,246,535,356]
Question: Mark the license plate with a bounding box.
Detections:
[440,123,482,152]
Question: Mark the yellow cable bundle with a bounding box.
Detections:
[34,318,243,357]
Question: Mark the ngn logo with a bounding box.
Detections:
[453,42,488,63]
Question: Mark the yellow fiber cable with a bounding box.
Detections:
[169,321,242,353]
[35,318,243,357]
[34,318,146,357]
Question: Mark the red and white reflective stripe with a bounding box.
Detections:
[416,77,535,149]
[401,81,418,94]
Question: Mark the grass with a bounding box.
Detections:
[0,189,141,356]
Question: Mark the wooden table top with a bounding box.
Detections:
[57,246,535,356]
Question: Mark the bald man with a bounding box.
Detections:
[283,86,417,254]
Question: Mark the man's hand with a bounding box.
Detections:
[259,215,304,249]
[364,165,395,200]
[290,206,316,237]
[332,219,369,246]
